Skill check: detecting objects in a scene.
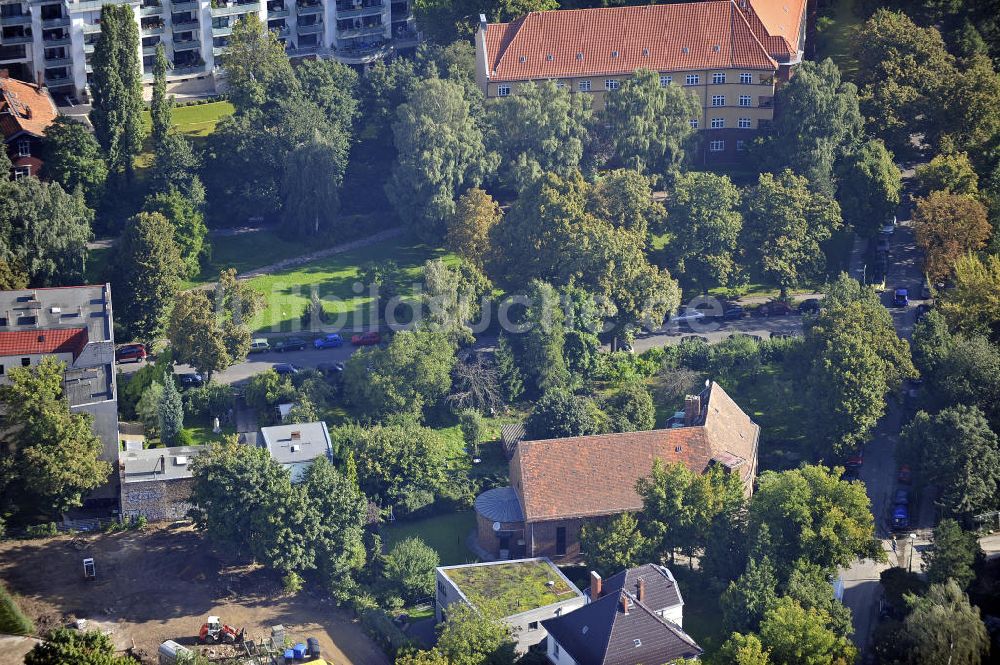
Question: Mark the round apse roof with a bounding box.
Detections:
[474,486,525,524]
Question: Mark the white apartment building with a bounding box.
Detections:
[0,0,417,99]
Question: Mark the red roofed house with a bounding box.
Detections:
[474,0,808,163]
[0,74,57,180]
[474,382,760,562]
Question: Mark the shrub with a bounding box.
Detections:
[25,522,58,538]
[183,383,235,419]
[384,537,439,600]
[174,428,196,447]
[0,582,34,635]
[282,571,304,594]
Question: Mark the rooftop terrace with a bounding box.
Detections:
[442,558,582,617]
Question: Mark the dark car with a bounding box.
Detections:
[723,306,746,320]
[894,488,910,505]
[893,288,909,307]
[313,333,344,349]
[115,344,147,363]
[317,361,345,375]
[892,504,910,529]
[758,300,793,317]
[273,337,307,352]
[273,363,298,377]
[798,298,821,314]
[178,373,204,388]
[351,331,381,346]
[845,453,863,469]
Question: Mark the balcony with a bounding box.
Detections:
[296,1,322,13]
[44,54,72,66]
[297,21,322,33]
[82,22,101,33]
[172,63,205,75]
[332,41,385,63]
[335,0,382,18]
[285,42,319,56]
[141,23,164,34]
[1,32,33,44]
[758,96,774,109]
[267,24,289,37]
[211,1,260,16]
[0,13,33,26]
[142,42,160,54]
[83,41,95,52]
[392,25,416,46]
[43,33,71,44]
[172,17,200,29]
[172,37,201,50]
[211,24,230,35]
[66,0,132,12]
[45,72,72,86]
[140,4,163,15]
[170,0,200,10]
[41,15,70,28]
[336,22,381,38]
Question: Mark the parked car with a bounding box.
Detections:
[114,344,147,364]
[723,306,747,320]
[893,488,910,505]
[317,361,345,375]
[273,337,307,352]
[313,333,344,349]
[898,465,912,484]
[845,453,863,469]
[891,504,910,529]
[798,298,821,314]
[178,373,204,388]
[758,300,793,317]
[881,216,897,235]
[249,338,271,353]
[893,288,909,308]
[273,363,298,377]
[669,308,706,324]
[351,331,381,346]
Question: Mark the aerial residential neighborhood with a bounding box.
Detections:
[1,0,999,663]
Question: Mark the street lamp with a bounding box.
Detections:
[908,533,917,572]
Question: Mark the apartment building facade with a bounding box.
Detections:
[0,0,417,99]
[474,0,808,164]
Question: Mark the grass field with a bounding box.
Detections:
[136,100,234,170]
[382,511,479,567]
[186,229,316,286]
[814,0,861,79]
[245,233,454,332]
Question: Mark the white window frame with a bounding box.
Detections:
[659,74,671,87]
[497,85,511,97]
[711,95,725,107]
[689,118,699,129]
[709,140,725,152]
[605,79,620,91]
[578,79,591,92]
[740,72,753,84]
[17,140,30,157]
[739,95,752,107]
[736,140,747,151]
[711,117,724,128]
[738,117,751,129]
[13,165,30,180]
[712,72,726,84]
[685,74,700,86]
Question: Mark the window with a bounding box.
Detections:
[689,118,699,129]
[634,639,643,648]
[437,580,446,595]
[556,81,566,89]
[497,85,510,97]
[553,643,560,656]
[0,365,4,375]
[13,166,30,180]
[659,74,672,87]
[709,140,725,152]
[605,79,619,90]
[21,357,30,367]
[711,117,724,128]
[736,140,747,151]
[711,95,725,107]
[16,315,35,326]
[528,621,539,630]
[740,72,753,84]
[555,526,566,555]
[712,72,725,84]
[578,79,591,92]
[17,140,30,157]
[685,74,700,85]
[738,117,751,128]
[739,95,752,107]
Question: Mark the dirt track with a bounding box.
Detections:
[0,524,389,665]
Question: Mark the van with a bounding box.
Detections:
[249,338,271,353]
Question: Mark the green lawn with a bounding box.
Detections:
[814,0,861,79]
[136,100,234,170]
[85,244,114,284]
[670,569,728,661]
[186,229,317,286]
[245,233,454,333]
[382,511,479,566]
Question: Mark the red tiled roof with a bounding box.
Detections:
[511,382,759,522]
[0,328,88,359]
[0,77,58,141]
[741,0,807,58]
[482,1,782,83]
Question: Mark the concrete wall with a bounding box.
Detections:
[546,636,577,665]
[120,478,195,521]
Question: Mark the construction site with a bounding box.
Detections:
[0,523,389,665]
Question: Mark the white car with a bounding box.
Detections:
[670,308,706,324]
[881,215,897,235]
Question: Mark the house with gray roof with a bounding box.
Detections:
[259,421,333,482]
[542,564,702,664]
[119,445,208,521]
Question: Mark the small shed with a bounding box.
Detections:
[500,423,525,459]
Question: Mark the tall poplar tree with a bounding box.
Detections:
[150,43,172,150]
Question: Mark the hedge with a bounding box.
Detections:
[0,582,34,635]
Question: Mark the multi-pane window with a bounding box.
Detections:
[579,80,591,92]
[13,166,30,179]
[659,74,672,87]
[711,95,725,107]
[709,140,725,152]
[712,72,726,84]
[738,117,752,128]
[689,118,699,129]
[711,118,724,128]
[17,140,29,157]
[739,95,752,107]
[605,79,620,90]
[736,140,747,151]
[497,85,511,97]
[740,72,753,84]
[685,74,700,85]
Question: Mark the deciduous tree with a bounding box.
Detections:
[579,513,650,578]
[447,188,502,270]
[280,130,349,237]
[116,211,182,342]
[143,186,207,279]
[925,518,979,589]
[150,43,172,150]
[602,382,655,432]
[914,152,979,196]
[384,537,439,600]
[938,253,1000,338]
[757,597,857,665]
[220,14,298,114]
[901,580,989,665]
[836,139,902,237]
[25,629,139,665]
[914,192,990,281]
[524,389,600,439]
[41,117,108,209]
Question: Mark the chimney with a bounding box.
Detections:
[590,571,602,601]
[621,594,629,615]
[479,12,487,33]
[290,431,301,440]
[637,577,645,603]
[684,394,702,425]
